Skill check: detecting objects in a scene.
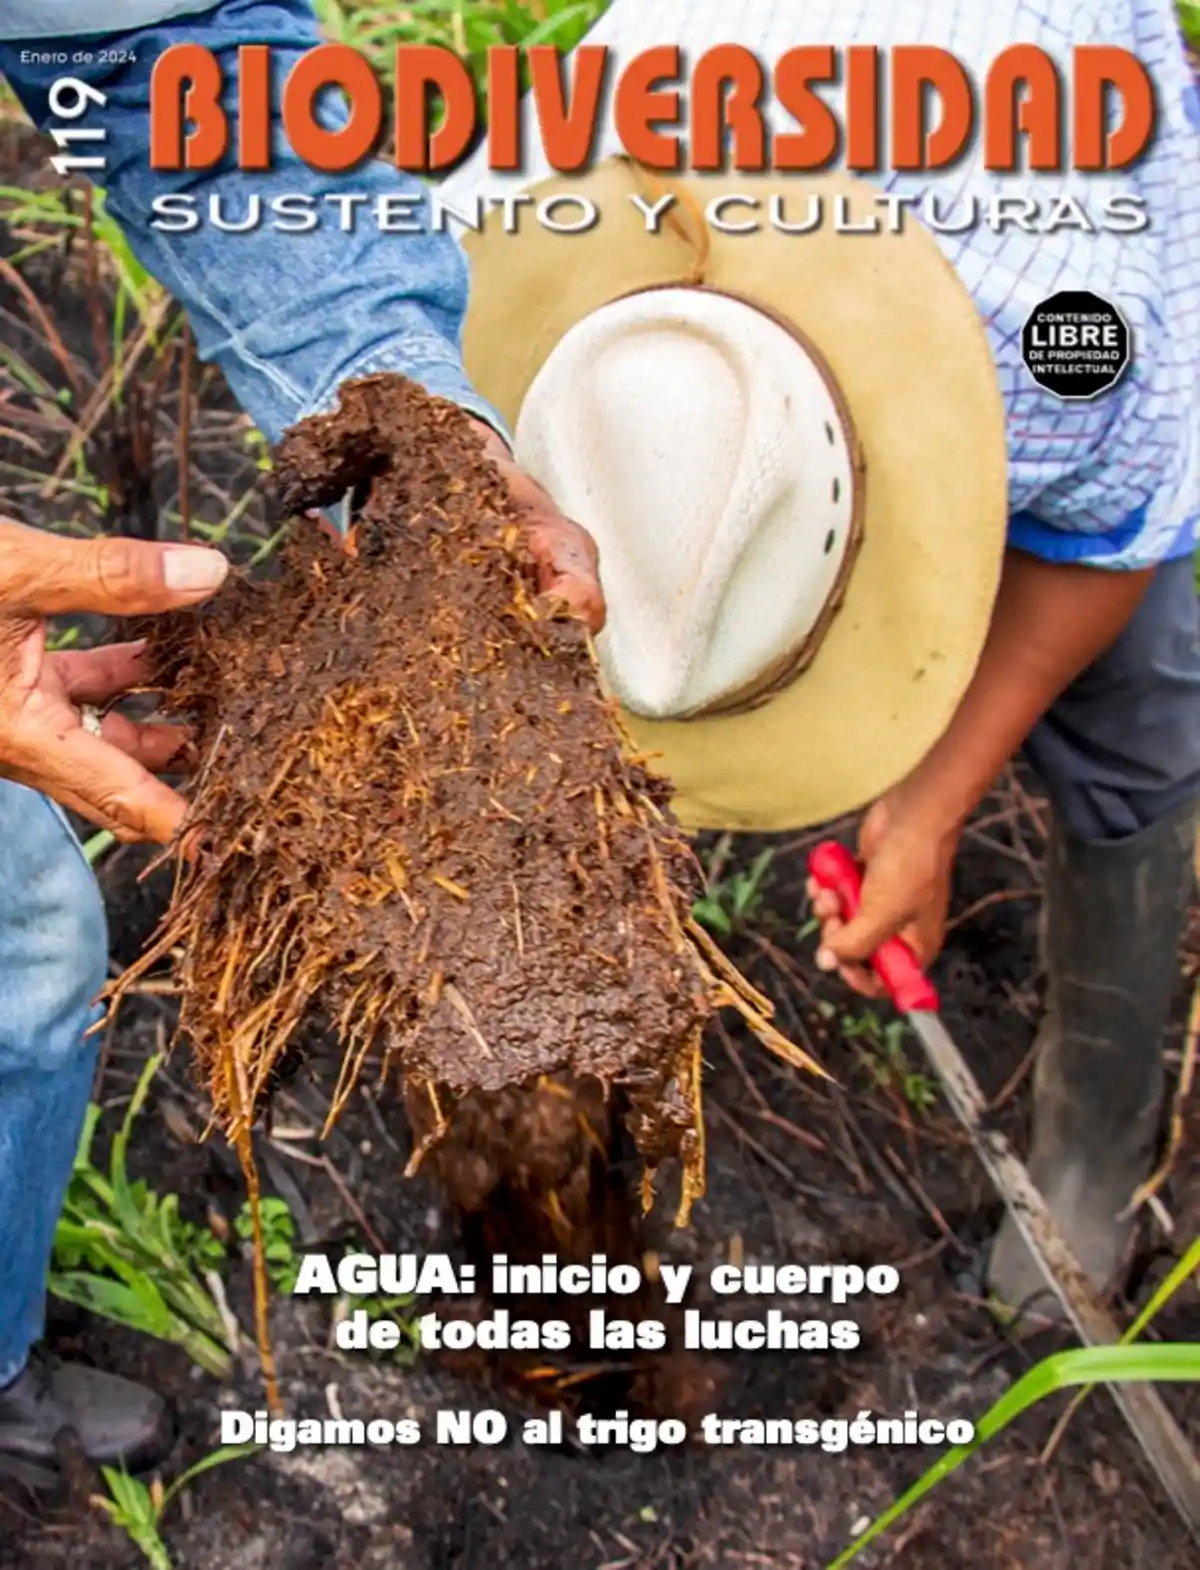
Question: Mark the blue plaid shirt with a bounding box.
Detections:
[2,0,1197,571]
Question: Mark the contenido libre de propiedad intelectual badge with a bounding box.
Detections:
[1021,290,1132,402]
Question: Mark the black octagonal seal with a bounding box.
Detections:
[1021,290,1130,402]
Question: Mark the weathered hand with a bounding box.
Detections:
[0,519,229,843]
[469,419,605,635]
[806,788,960,998]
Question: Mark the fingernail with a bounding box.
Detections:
[816,947,837,972]
[163,547,228,593]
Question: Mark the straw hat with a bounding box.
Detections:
[461,158,1008,833]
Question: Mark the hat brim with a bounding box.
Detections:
[462,159,1008,833]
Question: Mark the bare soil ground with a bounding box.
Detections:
[0,123,1197,1570]
[2,813,1197,1570]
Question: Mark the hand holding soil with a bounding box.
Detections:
[467,417,605,635]
[0,519,228,842]
[123,374,721,1173]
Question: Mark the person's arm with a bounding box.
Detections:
[1,1,604,630]
[811,544,1165,993]
[885,549,1153,837]
[0,0,507,448]
[0,1,603,846]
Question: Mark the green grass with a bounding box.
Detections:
[693,841,776,937]
[50,1054,235,1379]
[827,1236,1200,1565]
[312,0,608,108]
[828,1340,1200,1568]
[840,1010,940,1113]
[92,1445,262,1570]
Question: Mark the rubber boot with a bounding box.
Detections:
[0,1351,174,1491]
[986,798,1196,1324]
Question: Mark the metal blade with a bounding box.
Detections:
[907,1009,1200,1536]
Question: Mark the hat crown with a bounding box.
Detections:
[514,288,858,719]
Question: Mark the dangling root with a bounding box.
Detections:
[225,1055,279,1412]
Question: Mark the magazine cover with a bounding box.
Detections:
[0,4,1197,1568]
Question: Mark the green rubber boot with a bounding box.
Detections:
[986,799,1196,1324]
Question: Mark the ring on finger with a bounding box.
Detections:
[80,702,104,738]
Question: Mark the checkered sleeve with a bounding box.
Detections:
[442,0,1200,573]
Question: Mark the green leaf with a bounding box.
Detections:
[50,1218,128,1268]
[826,1343,1200,1568]
[107,1467,152,1519]
[94,1465,173,1570]
[691,897,732,936]
[83,830,117,865]
[112,1054,163,1182]
[175,1327,234,1381]
[1121,1238,1200,1343]
[734,848,775,915]
[48,1270,173,1338]
[155,1192,184,1257]
[51,1061,233,1375]
[1036,1236,1200,1436]
[512,3,599,46]
[160,1443,263,1511]
[72,1102,104,1172]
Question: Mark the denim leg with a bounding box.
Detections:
[1023,557,1200,843]
[0,783,108,1386]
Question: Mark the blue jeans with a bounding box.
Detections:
[0,2,505,453]
[0,788,107,1387]
[0,562,1196,1387]
[1023,555,1200,841]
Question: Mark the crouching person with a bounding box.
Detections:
[447,54,1199,1321]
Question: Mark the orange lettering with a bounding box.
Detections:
[284,44,381,172]
[485,46,521,170]
[614,45,682,169]
[394,45,476,172]
[691,46,765,171]
[237,44,271,169]
[1073,46,1154,170]
[891,46,973,170]
[532,44,608,171]
[149,43,228,170]
[984,45,1062,170]
[773,47,839,171]
[844,46,880,171]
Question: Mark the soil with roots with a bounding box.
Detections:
[113,372,808,1411]
[6,823,1196,1570]
[120,375,716,1199]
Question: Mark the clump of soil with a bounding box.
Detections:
[114,375,810,1389]
[416,1073,617,1223]
[423,1074,729,1422]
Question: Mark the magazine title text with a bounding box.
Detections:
[138,42,1153,175]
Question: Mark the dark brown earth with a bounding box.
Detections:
[3,813,1197,1570]
[123,373,718,1199]
[0,119,1198,1570]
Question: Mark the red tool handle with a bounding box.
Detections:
[807,840,940,1014]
